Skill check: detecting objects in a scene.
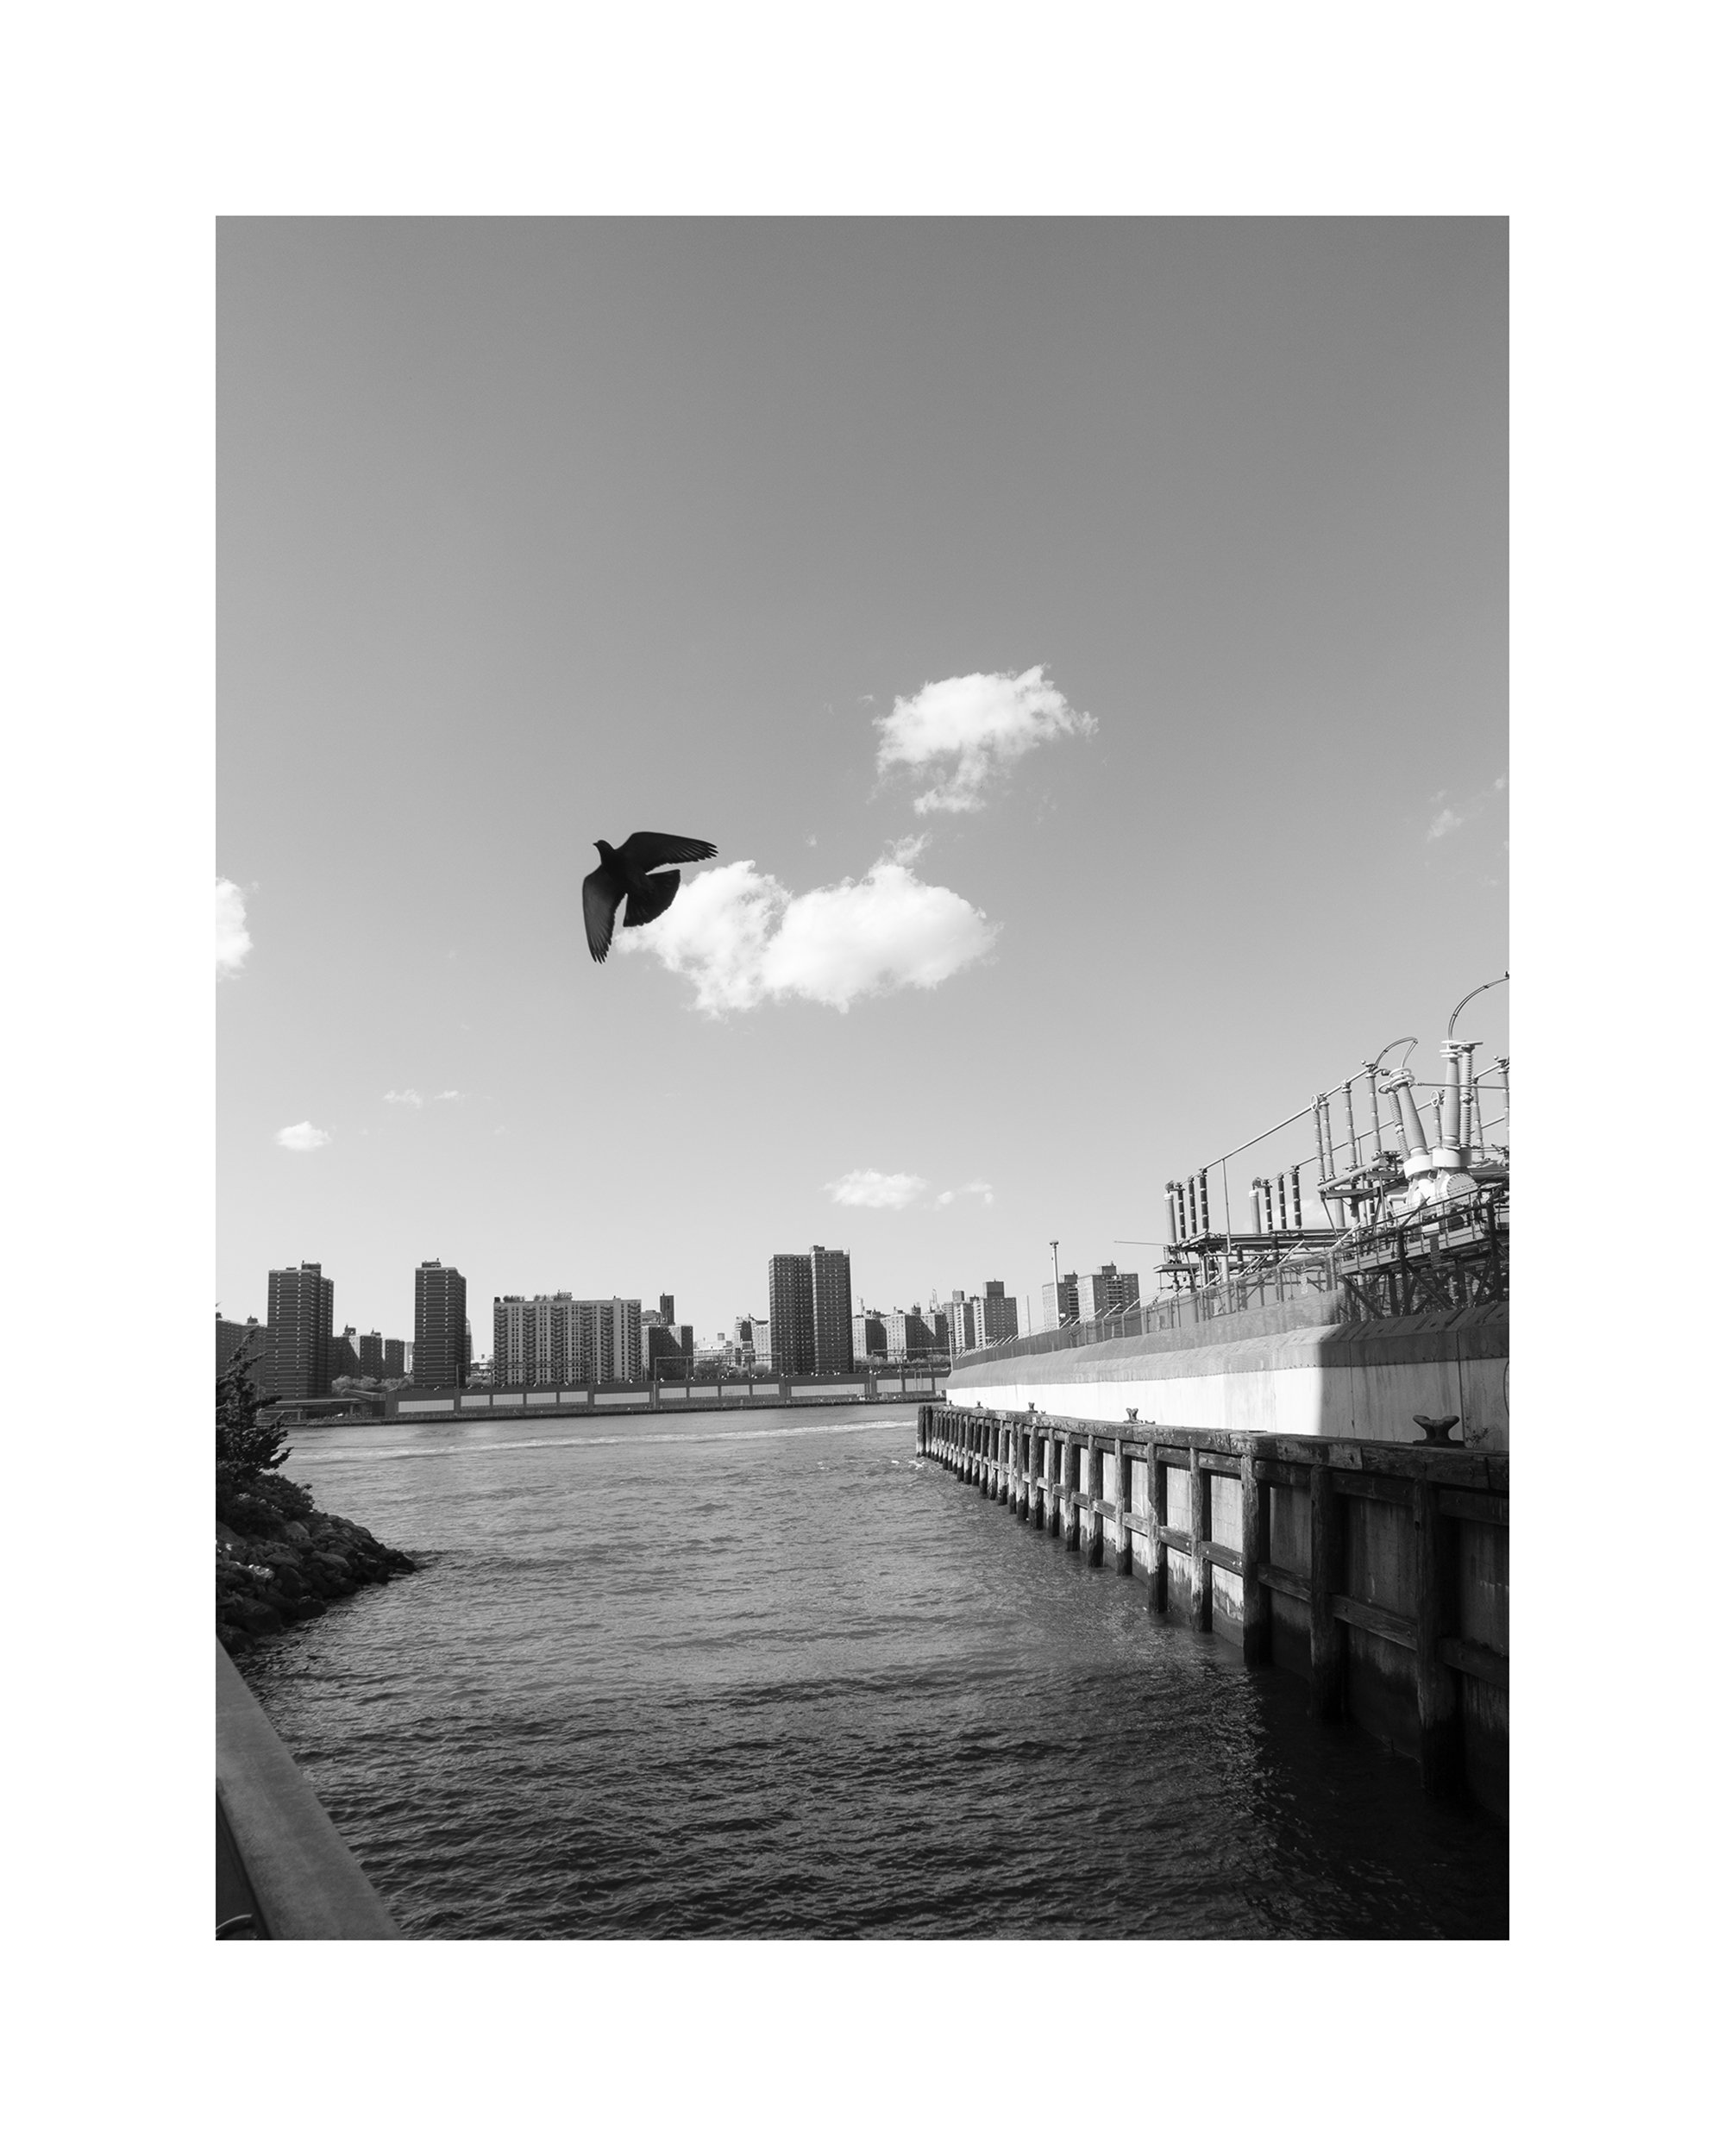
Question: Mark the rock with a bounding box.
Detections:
[230,1597,282,1636]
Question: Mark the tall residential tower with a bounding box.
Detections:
[266,1263,334,1400]
[414,1260,468,1387]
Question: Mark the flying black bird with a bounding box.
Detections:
[582,830,718,963]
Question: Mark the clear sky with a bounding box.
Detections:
[216,217,1507,1346]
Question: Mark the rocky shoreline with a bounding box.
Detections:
[216,1507,416,1657]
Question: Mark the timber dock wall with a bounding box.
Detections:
[916,1402,1508,1817]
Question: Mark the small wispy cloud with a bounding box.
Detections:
[622,851,996,1016]
[216,878,251,977]
[275,1121,330,1152]
[433,1088,465,1101]
[1427,772,1508,843]
[384,1087,465,1106]
[935,1181,994,1208]
[827,1169,929,1210]
[875,666,1098,814]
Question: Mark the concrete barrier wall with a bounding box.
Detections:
[944,1308,1508,1451]
[216,1642,401,1939]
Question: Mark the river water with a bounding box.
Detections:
[242,1403,1508,1939]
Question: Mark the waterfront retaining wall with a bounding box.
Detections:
[367,1370,943,1425]
[944,1304,1508,1451]
[916,1402,1509,1818]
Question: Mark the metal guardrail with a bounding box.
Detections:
[954,1257,1341,1371]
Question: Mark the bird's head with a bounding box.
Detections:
[593,839,615,862]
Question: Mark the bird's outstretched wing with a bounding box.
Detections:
[582,862,626,962]
[619,831,717,874]
[624,868,681,928]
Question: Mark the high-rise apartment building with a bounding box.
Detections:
[768,1256,816,1376]
[413,1261,467,1387]
[492,1294,643,1386]
[657,1294,675,1327]
[1076,1265,1139,1323]
[330,1326,361,1382]
[266,1263,335,1401]
[982,1281,1018,1344]
[852,1310,887,1360]
[767,1248,853,1375]
[382,1338,406,1380]
[358,1332,385,1380]
[810,1246,854,1374]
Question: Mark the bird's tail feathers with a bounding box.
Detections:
[624,868,681,928]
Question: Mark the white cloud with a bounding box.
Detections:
[875,665,1098,813]
[216,878,251,976]
[275,1121,330,1151]
[935,1181,994,1208]
[621,852,997,1015]
[1427,773,1508,843]
[433,1088,465,1101]
[827,1169,929,1210]
[384,1088,425,1106]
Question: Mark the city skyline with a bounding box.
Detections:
[217,221,1507,1354]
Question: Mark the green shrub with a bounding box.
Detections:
[216,1347,314,1528]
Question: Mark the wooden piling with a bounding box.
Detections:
[1308,1461,1346,1719]
[1239,1441,1268,1667]
[1414,1478,1463,1794]
[1113,1436,1132,1576]
[1018,1426,1032,1521]
[1188,1447,1212,1632]
[1148,1453,1167,1613]
[1085,1445,1105,1567]
[1064,1441,1082,1551]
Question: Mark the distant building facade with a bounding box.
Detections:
[492,1293,643,1386]
[733,1314,771,1369]
[216,1313,267,1383]
[330,1326,361,1382]
[852,1310,887,1360]
[266,1263,335,1401]
[1076,1265,1139,1323]
[414,1261,468,1388]
[982,1281,1018,1344]
[882,1305,937,1361]
[642,1319,693,1376]
[1041,1272,1081,1331]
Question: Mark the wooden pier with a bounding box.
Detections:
[916,1402,1508,1815]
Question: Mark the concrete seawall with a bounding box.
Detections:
[917,1402,1509,1817]
[216,1642,401,1938]
[945,1300,1508,1451]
